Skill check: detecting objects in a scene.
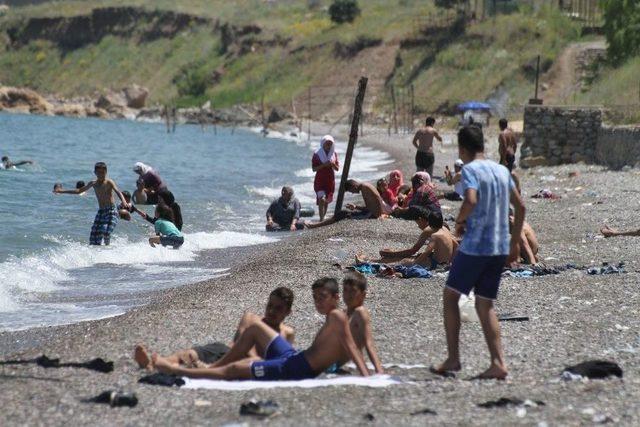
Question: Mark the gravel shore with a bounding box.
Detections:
[2,122,640,426]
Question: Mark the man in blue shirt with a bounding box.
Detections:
[431,125,526,380]
[266,186,304,232]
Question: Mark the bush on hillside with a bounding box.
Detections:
[174,62,209,97]
[602,0,640,64]
[329,0,361,24]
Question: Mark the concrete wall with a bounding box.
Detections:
[520,105,601,167]
[596,126,640,170]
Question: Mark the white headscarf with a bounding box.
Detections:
[133,162,152,175]
[315,135,335,164]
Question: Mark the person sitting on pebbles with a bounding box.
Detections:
[134,287,295,370]
[510,213,539,265]
[357,208,457,270]
[266,186,304,232]
[305,179,385,229]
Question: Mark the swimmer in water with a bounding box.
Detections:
[2,156,33,169]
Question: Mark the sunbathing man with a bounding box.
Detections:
[134,287,295,369]
[340,272,384,374]
[601,225,640,238]
[358,208,457,269]
[152,278,369,380]
[305,179,384,229]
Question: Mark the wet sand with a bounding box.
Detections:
[2,122,640,426]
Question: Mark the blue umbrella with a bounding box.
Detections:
[457,101,492,111]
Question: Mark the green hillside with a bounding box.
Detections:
[0,0,622,120]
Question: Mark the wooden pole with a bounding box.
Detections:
[391,86,398,134]
[307,86,312,140]
[334,77,368,215]
[534,54,541,100]
[410,84,415,131]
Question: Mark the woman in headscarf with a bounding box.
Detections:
[133,162,167,204]
[388,170,404,197]
[312,135,340,221]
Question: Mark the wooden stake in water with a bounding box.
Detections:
[334,77,368,215]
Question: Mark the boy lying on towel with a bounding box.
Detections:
[134,287,295,369]
[358,208,457,269]
[152,278,370,380]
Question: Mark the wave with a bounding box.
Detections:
[0,231,277,315]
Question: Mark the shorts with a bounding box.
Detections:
[334,208,371,222]
[505,153,515,172]
[192,342,231,364]
[444,191,463,201]
[446,251,507,300]
[415,151,434,175]
[146,192,159,205]
[160,235,184,248]
[90,206,118,245]
[250,335,317,381]
[316,190,334,205]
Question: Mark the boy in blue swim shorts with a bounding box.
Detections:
[431,125,526,381]
[152,278,370,380]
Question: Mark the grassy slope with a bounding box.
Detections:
[0,0,601,119]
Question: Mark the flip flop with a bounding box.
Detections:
[429,366,456,378]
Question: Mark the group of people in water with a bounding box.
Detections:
[52,162,184,249]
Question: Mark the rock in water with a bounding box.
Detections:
[0,86,53,114]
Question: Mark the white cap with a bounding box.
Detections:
[321,135,335,144]
[454,159,464,167]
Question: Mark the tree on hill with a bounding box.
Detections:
[328,0,361,24]
[601,0,640,64]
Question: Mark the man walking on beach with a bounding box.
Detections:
[498,118,517,171]
[432,125,525,380]
[412,117,442,176]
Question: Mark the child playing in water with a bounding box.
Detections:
[53,162,129,246]
[148,204,184,249]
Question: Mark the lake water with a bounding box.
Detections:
[0,113,392,331]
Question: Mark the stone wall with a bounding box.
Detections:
[520,106,602,167]
[596,126,640,170]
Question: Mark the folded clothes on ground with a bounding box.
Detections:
[139,373,186,387]
[477,397,545,409]
[352,262,433,279]
[181,374,406,390]
[532,189,561,200]
[503,264,581,278]
[563,360,623,379]
[586,262,625,275]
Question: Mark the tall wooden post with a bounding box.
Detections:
[334,77,368,215]
[307,86,312,140]
[410,84,415,131]
[391,86,398,134]
[534,54,541,100]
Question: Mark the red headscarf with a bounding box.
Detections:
[388,170,404,197]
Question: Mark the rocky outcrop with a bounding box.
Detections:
[5,7,214,51]
[0,86,53,114]
[123,84,148,109]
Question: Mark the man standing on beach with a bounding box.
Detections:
[412,117,442,176]
[432,125,525,380]
[498,118,517,172]
[312,135,340,222]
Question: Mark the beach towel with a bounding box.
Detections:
[181,374,405,390]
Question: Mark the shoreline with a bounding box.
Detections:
[3,119,640,425]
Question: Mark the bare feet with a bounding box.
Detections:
[134,344,152,370]
[472,364,508,380]
[600,225,617,238]
[430,360,461,378]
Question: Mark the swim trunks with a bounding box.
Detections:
[90,206,118,245]
[334,208,371,222]
[192,342,231,364]
[505,153,515,172]
[446,251,507,300]
[159,235,184,248]
[415,151,435,176]
[251,335,317,381]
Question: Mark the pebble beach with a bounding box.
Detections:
[2,122,640,426]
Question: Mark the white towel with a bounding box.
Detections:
[181,374,406,390]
